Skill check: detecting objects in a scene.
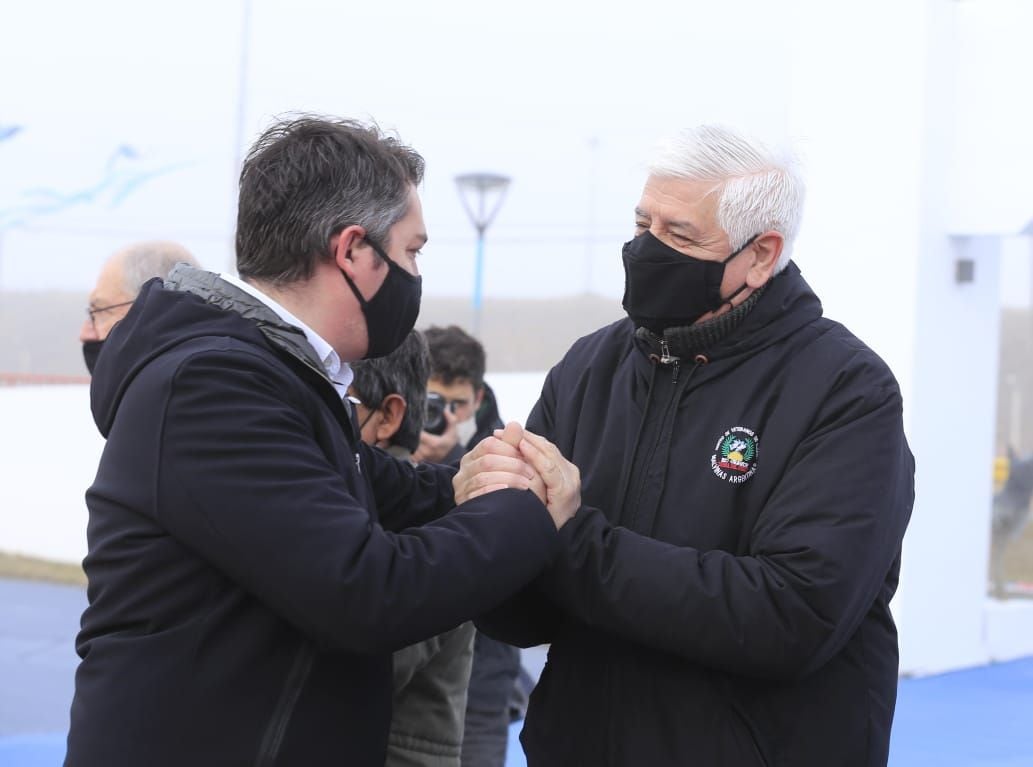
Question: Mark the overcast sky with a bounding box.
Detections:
[1,0,1031,304]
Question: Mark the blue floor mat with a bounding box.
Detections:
[4,659,1032,767]
[0,734,66,767]
[3,578,1031,766]
[889,657,1033,766]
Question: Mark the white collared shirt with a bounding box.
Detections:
[220,273,353,400]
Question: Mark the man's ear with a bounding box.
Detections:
[333,225,369,279]
[746,230,784,288]
[473,386,485,410]
[376,393,407,443]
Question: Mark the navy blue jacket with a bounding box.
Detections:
[66,269,559,766]
[480,264,915,767]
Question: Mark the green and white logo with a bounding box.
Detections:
[710,426,759,484]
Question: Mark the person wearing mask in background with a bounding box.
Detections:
[478,125,915,767]
[414,325,504,467]
[413,324,528,767]
[79,240,198,373]
[349,329,476,767]
[66,115,578,767]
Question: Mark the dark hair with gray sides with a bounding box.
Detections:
[235,115,425,285]
[350,330,430,453]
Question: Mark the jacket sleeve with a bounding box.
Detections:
[475,367,567,647]
[152,347,561,653]
[388,622,475,758]
[361,443,457,532]
[540,371,915,680]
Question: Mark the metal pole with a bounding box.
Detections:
[454,173,510,339]
[472,231,485,337]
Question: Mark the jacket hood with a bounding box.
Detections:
[90,265,326,437]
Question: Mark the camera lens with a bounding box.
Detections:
[425,392,447,435]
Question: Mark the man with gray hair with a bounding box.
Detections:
[79,240,198,373]
[479,125,915,766]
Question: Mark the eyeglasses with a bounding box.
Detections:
[346,394,380,431]
[85,300,134,332]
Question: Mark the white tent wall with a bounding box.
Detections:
[787,0,1033,673]
[0,386,101,565]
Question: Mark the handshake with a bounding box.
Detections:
[452,422,581,530]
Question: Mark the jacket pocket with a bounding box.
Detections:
[256,642,313,766]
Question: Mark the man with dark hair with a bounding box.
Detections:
[415,324,501,466]
[79,240,198,374]
[66,116,578,767]
[350,330,432,459]
[350,330,477,767]
[413,324,525,767]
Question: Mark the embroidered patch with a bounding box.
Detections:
[710,426,759,484]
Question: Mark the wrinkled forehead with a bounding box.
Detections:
[638,175,723,227]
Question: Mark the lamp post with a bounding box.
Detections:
[454,172,511,337]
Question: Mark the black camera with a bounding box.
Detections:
[424,392,449,436]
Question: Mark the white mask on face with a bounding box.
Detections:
[456,416,478,448]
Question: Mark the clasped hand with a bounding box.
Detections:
[452,422,581,529]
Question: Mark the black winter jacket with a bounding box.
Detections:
[66,268,559,767]
[480,264,915,767]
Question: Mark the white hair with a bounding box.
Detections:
[117,241,199,296]
[648,125,804,272]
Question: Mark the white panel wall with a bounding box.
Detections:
[899,236,1002,673]
[785,0,1033,672]
[786,0,927,402]
[0,386,101,564]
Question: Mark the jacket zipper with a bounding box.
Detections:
[613,340,680,520]
[626,354,700,532]
[613,365,658,524]
[660,340,681,381]
[256,642,314,766]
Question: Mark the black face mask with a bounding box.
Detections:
[82,340,104,375]
[340,238,422,359]
[621,231,758,334]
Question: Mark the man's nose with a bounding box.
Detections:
[80,316,98,343]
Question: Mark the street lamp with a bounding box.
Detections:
[454,172,511,337]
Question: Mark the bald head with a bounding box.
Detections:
[114,241,199,297]
[81,241,199,343]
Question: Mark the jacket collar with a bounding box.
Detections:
[631,261,823,367]
[164,264,332,386]
[634,280,770,363]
